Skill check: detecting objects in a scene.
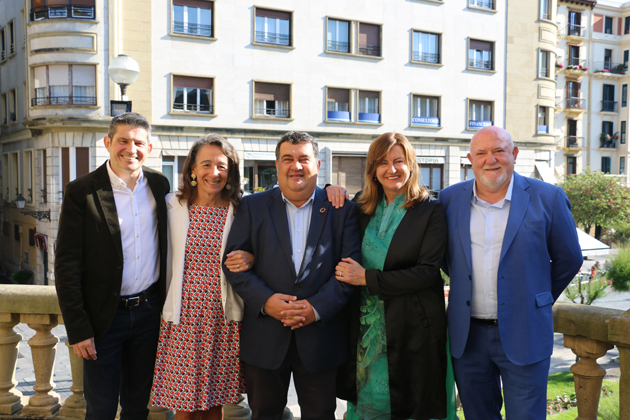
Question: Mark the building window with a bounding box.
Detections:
[539,50,550,78]
[326,88,351,122]
[602,84,616,112]
[604,49,613,70]
[623,85,628,107]
[253,81,291,119]
[327,18,350,53]
[172,75,213,114]
[30,0,95,21]
[358,90,380,123]
[40,149,47,203]
[33,65,96,106]
[468,100,493,129]
[332,156,366,198]
[468,39,493,70]
[243,161,277,193]
[358,22,381,57]
[2,152,20,202]
[622,121,627,144]
[567,156,577,176]
[254,8,291,47]
[8,22,14,56]
[626,17,630,35]
[412,31,440,64]
[621,157,626,175]
[625,50,629,69]
[461,164,474,182]
[61,147,89,192]
[601,121,615,148]
[9,89,17,122]
[419,164,443,194]
[539,0,551,20]
[173,0,213,38]
[605,16,613,34]
[24,150,34,204]
[537,106,549,134]
[0,27,5,61]
[601,157,611,174]
[469,0,494,10]
[161,155,186,192]
[411,95,440,127]
[0,93,6,125]
[568,11,582,37]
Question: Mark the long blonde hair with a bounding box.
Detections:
[358,132,429,215]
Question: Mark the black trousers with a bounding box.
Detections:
[243,334,338,420]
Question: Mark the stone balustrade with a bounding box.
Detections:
[0,285,251,420]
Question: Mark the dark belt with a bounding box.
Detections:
[471,317,498,325]
[118,282,158,308]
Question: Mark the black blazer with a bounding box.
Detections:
[55,162,170,344]
[337,194,448,420]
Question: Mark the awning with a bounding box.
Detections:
[535,161,558,185]
[576,229,610,257]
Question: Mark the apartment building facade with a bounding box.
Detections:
[1,0,555,284]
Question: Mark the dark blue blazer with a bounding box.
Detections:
[438,173,582,366]
[223,187,361,373]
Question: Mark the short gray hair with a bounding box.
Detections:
[275,131,319,160]
[108,112,152,140]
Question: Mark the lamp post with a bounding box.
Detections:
[15,194,51,221]
[109,54,139,115]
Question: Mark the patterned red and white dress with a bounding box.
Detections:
[152,205,245,412]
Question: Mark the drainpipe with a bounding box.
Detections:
[586,7,593,169]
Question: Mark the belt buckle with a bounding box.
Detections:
[126,296,140,308]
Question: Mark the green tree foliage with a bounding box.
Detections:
[604,222,630,248]
[564,275,609,305]
[560,168,630,236]
[606,248,630,291]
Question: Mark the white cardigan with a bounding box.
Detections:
[162,193,245,324]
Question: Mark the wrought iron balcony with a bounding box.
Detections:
[565,97,585,109]
[469,0,494,9]
[601,100,618,113]
[327,40,350,53]
[10,43,14,55]
[413,52,440,64]
[567,24,585,37]
[565,58,588,71]
[566,136,584,148]
[31,96,97,106]
[539,67,550,78]
[468,59,493,70]
[358,43,381,57]
[0,50,5,60]
[255,108,290,118]
[594,61,627,75]
[255,31,291,46]
[173,21,213,37]
[173,103,213,113]
[30,5,95,21]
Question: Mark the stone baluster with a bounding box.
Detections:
[0,313,23,415]
[59,339,86,417]
[224,394,252,420]
[564,334,613,420]
[609,309,630,420]
[148,401,174,420]
[20,314,61,416]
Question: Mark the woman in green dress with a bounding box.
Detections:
[335,132,456,420]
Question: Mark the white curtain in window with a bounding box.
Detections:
[413,97,438,117]
[359,97,378,114]
[327,101,349,112]
[50,85,69,98]
[276,100,289,115]
[470,103,491,121]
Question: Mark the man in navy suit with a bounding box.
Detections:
[439,126,582,420]
[223,131,361,420]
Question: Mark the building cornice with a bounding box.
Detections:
[560,0,596,9]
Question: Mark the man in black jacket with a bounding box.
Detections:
[55,112,169,420]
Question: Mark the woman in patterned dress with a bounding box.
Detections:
[335,132,457,420]
[152,134,253,420]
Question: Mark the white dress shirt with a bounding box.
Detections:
[106,162,160,296]
[469,175,514,319]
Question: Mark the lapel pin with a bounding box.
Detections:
[320,207,326,213]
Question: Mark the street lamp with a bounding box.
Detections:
[15,194,50,221]
[109,54,140,100]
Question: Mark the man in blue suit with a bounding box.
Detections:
[223,131,361,420]
[439,126,582,419]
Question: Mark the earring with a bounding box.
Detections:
[191,174,197,187]
[225,183,232,190]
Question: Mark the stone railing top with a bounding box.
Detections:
[0,285,61,315]
[553,302,629,345]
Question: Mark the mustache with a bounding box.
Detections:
[482,164,502,170]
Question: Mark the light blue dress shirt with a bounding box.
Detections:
[469,175,514,319]
[281,191,315,275]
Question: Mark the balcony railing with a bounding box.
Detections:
[173,21,213,37]
[469,0,494,9]
[468,59,493,70]
[1,50,5,60]
[30,5,95,21]
[600,132,618,148]
[9,112,16,122]
[540,12,551,20]
[566,97,585,109]
[566,136,584,148]
[254,31,290,46]
[255,108,290,118]
[358,43,381,57]
[0,285,252,419]
[327,40,350,53]
[539,67,550,78]
[32,96,97,106]
[594,61,627,75]
[566,58,588,71]
[10,43,14,55]
[173,103,213,113]
[601,100,618,113]
[413,52,440,64]
[567,23,585,37]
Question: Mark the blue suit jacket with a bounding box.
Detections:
[223,187,361,373]
[438,173,582,366]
